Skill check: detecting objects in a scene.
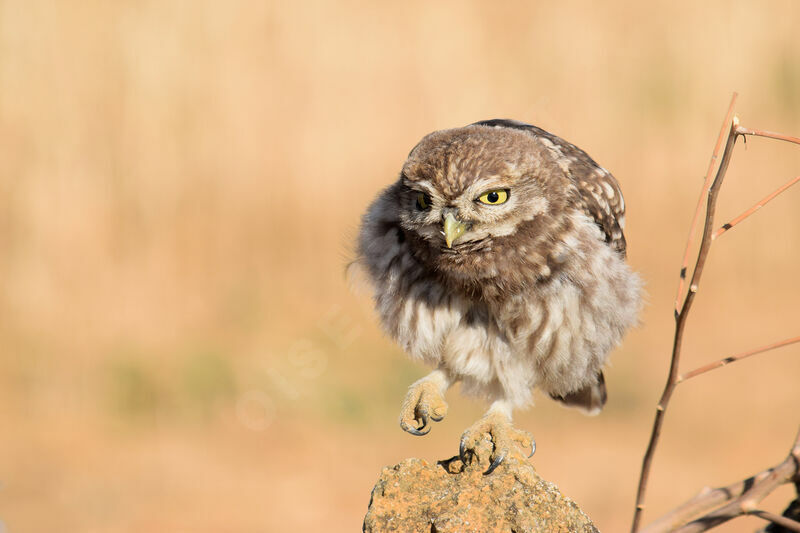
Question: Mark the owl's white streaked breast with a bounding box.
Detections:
[359,185,641,408]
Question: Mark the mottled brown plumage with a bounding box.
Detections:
[357,119,642,473]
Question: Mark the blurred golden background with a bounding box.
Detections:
[1,1,799,531]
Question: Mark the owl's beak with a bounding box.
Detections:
[442,212,467,248]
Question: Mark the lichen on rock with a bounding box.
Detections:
[363,437,598,533]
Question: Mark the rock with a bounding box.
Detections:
[363,437,598,533]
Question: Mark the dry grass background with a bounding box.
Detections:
[0,1,799,531]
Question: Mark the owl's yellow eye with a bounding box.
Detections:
[477,189,510,205]
[416,192,431,210]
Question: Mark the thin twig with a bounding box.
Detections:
[713,175,800,240]
[631,98,740,533]
[749,509,800,532]
[674,93,739,314]
[677,335,800,382]
[736,126,800,147]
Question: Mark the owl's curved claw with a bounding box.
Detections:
[400,415,430,436]
[484,449,507,475]
[403,425,430,436]
[528,439,537,457]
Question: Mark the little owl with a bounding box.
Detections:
[356,119,641,474]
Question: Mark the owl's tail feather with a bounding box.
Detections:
[549,371,607,416]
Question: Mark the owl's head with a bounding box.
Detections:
[395,124,572,280]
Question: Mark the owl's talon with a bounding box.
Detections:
[404,424,430,436]
[484,449,506,475]
[400,416,430,436]
[416,412,429,432]
[399,376,448,437]
[459,408,534,475]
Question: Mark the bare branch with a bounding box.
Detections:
[632,93,800,531]
[641,475,767,533]
[631,95,741,533]
[713,175,800,240]
[643,428,800,533]
[677,335,800,382]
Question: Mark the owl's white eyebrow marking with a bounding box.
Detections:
[465,177,513,198]
[403,179,436,194]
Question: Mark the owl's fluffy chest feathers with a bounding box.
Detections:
[363,213,640,407]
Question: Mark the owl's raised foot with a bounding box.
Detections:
[459,407,535,475]
[399,373,449,436]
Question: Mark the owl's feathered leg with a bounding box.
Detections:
[399,369,450,436]
[459,400,535,475]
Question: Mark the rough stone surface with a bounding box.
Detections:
[364,439,598,533]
